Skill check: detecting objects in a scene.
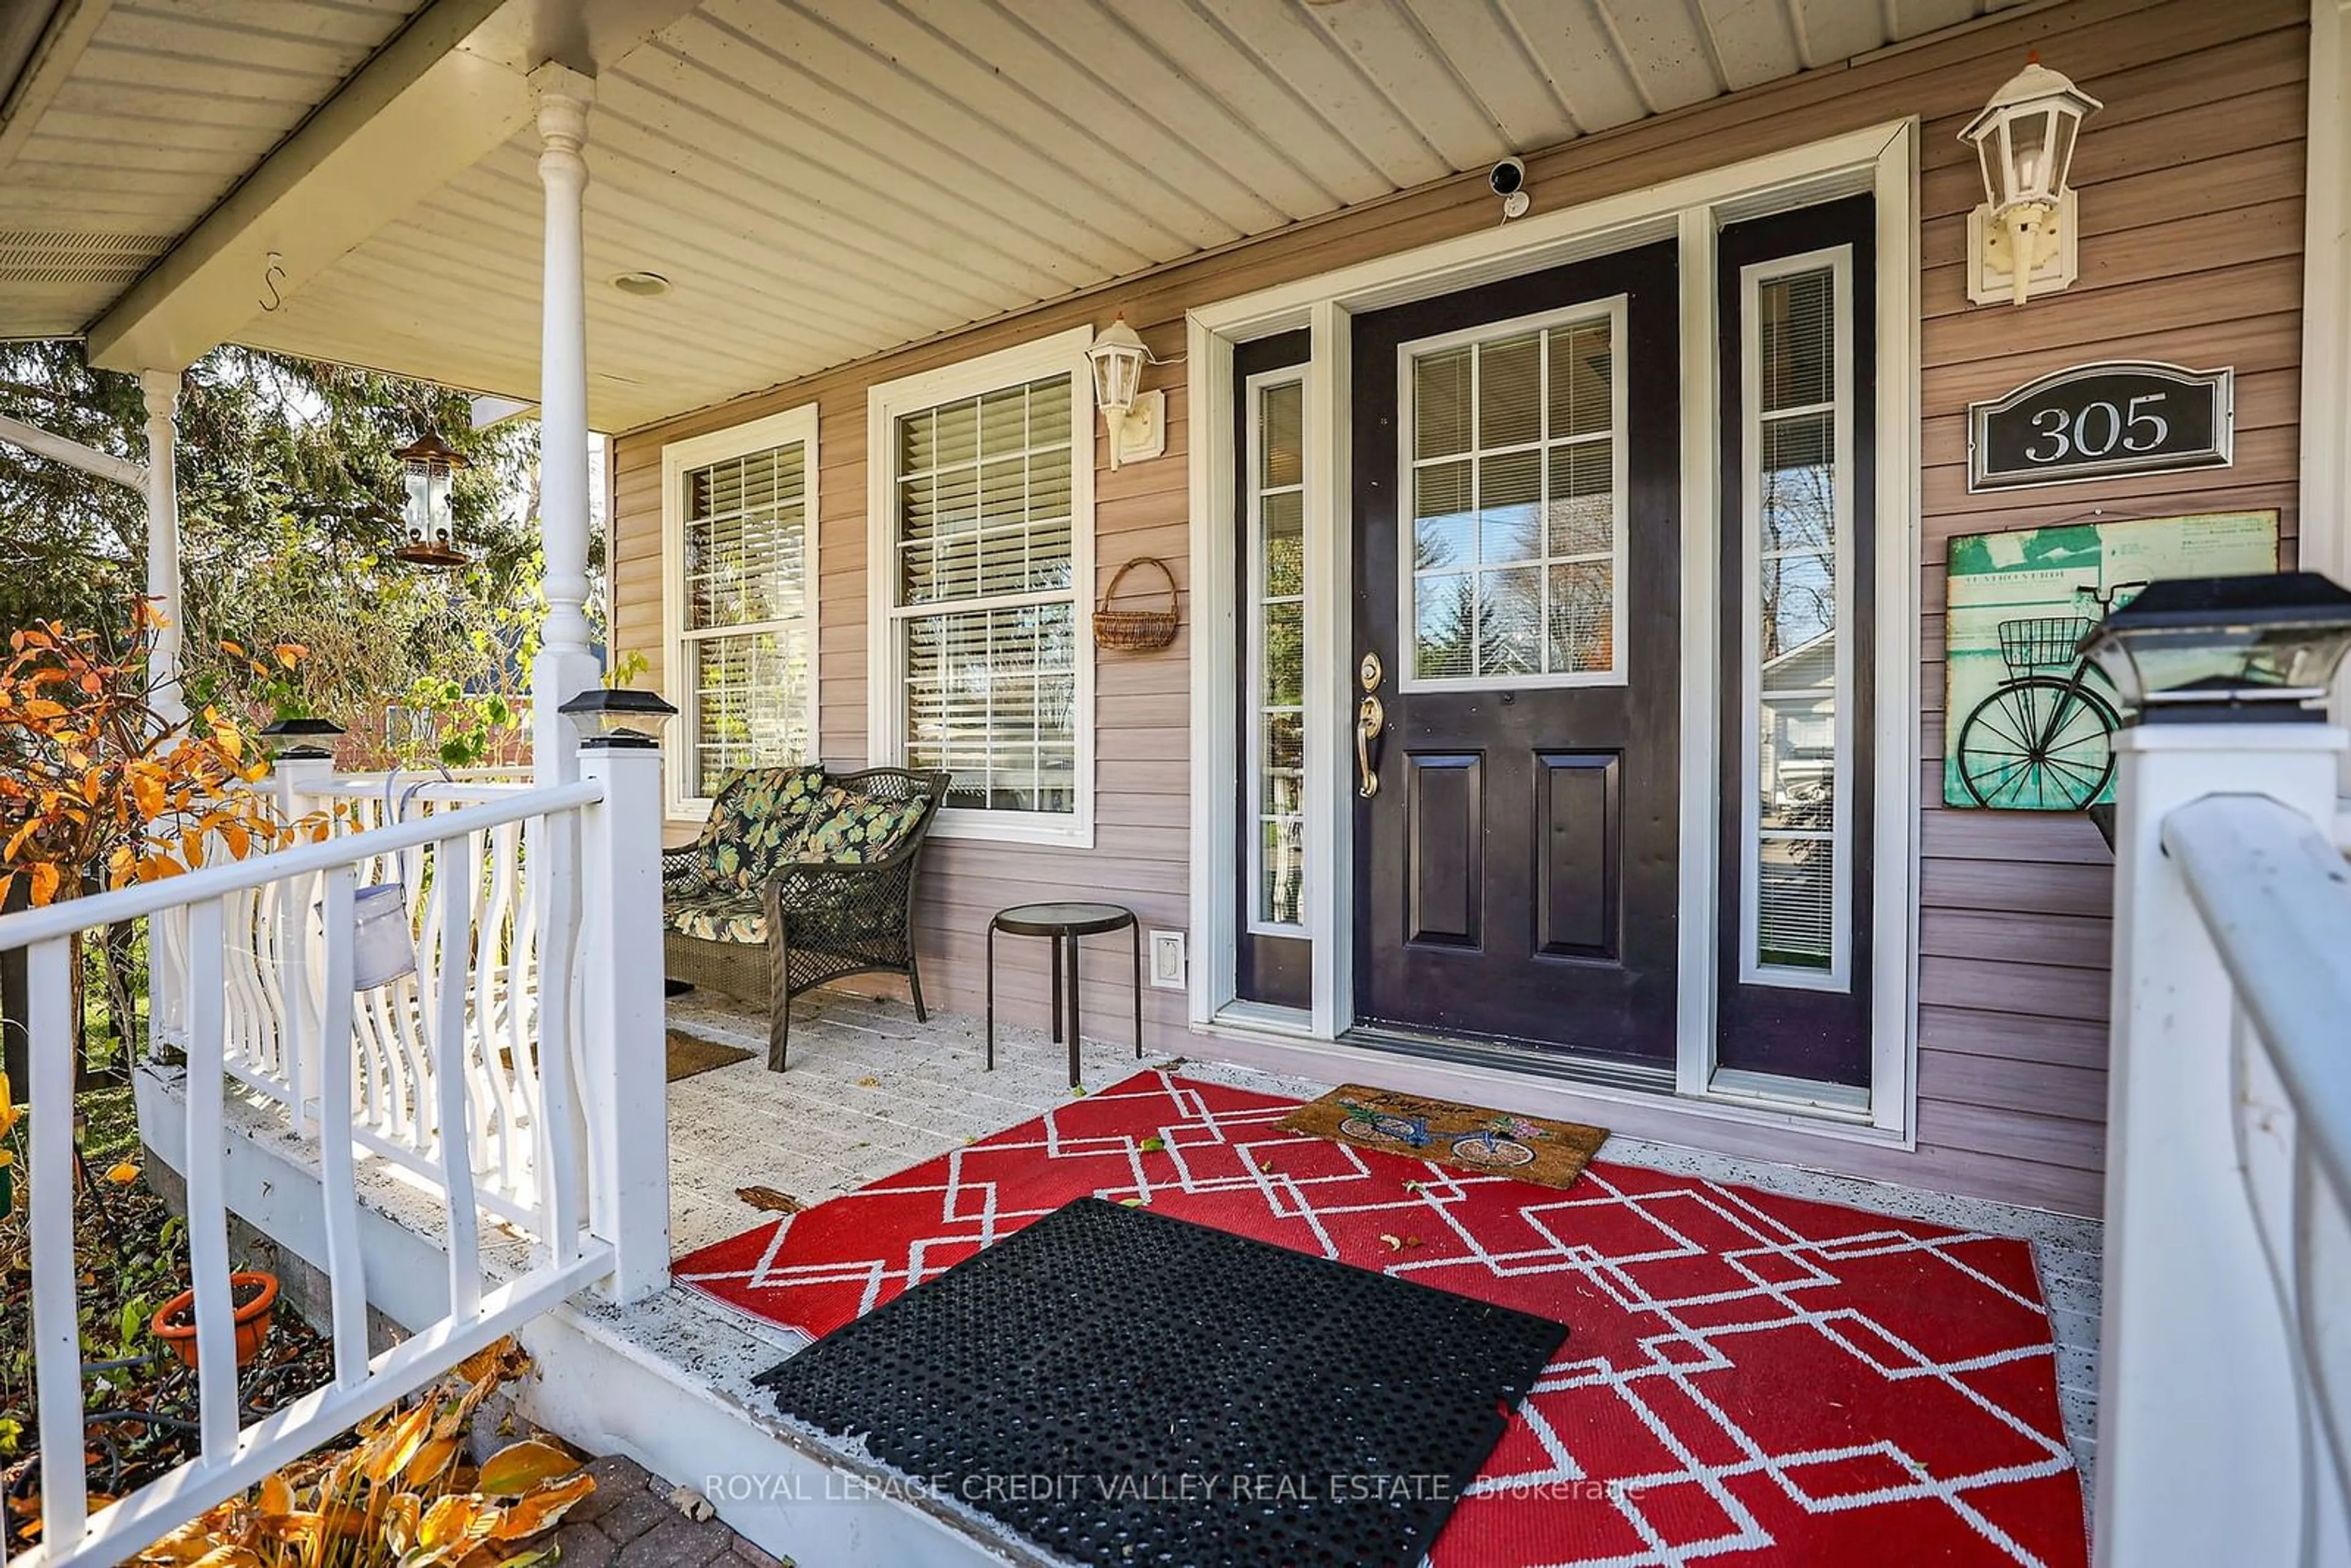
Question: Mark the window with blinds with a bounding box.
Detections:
[1742,252,1852,986]
[891,373,1079,818]
[1403,304,1624,688]
[1248,372,1307,931]
[674,425,816,805]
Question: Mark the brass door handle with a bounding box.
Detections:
[1356,694,1385,798]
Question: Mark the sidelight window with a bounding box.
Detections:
[1247,371,1307,931]
[1400,302,1626,689]
[1739,251,1853,986]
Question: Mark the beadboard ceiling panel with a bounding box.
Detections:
[0,0,427,337]
[7,0,2033,426]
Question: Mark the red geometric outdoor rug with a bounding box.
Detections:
[675,1071,2087,1566]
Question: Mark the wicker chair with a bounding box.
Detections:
[662,767,951,1071]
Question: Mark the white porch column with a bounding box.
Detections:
[2301,0,2351,800]
[140,368,184,727]
[530,64,599,784]
[2094,719,2349,1565]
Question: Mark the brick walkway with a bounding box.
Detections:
[550,1455,787,1568]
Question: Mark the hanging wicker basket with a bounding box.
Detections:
[1092,555,1181,651]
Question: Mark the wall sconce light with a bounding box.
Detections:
[1085,315,1166,470]
[1959,54,2101,307]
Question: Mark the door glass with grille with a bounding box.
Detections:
[1405,307,1622,687]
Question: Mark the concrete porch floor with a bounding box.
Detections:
[654,988,2105,1487]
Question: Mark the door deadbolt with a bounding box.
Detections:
[1360,651,1384,692]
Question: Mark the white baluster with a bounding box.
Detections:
[317,869,369,1386]
[432,833,483,1321]
[28,937,87,1551]
[182,897,239,1461]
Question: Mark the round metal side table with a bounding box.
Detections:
[985,902,1142,1087]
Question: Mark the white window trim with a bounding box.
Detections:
[1392,297,1630,694]
[1245,366,1308,936]
[1737,247,1856,994]
[659,402,821,826]
[865,327,1097,849]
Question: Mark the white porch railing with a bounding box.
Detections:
[2100,721,2351,1566]
[0,745,669,1568]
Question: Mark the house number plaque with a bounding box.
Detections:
[1967,361,2233,492]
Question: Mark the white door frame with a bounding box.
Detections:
[1185,119,1921,1142]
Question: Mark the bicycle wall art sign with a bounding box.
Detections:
[1943,511,2279,811]
[1967,361,2233,492]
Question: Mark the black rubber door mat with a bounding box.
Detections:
[752,1196,1567,1568]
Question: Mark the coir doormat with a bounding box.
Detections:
[1280,1083,1608,1190]
[753,1196,1566,1568]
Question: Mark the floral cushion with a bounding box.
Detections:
[787,786,929,865]
[662,875,767,945]
[693,765,830,891]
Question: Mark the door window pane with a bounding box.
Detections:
[1407,309,1621,684]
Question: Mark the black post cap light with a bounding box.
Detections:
[2077,572,2351,724]
[258,715,347,760]
[558,687,678,749]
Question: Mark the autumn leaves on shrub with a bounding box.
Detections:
[132,1338,596,1568]
[0,599,322,911]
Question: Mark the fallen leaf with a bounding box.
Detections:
[1119,1196,1147,1207]
[476,1439,582,1498]
[1138,1136,1164,1153]
[735,1185,804,1215]
[489,1473,597,1540]
[106,1161,140,1185]
[855,1076,880,1088]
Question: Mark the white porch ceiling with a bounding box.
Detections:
[0,0,429,339]
[9,0,2032,430]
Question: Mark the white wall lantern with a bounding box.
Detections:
[392,432,470,568]
[1085,315,1165,470]
[1960,54,2101,307]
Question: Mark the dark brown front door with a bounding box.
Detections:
[1351,241,1681,1065]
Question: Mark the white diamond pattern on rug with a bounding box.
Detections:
[675,1071,2086,1566]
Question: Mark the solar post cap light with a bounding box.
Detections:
[2077,572,2351,724]
[558,686,680,749]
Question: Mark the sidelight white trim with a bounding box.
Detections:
[1243,367,1310,936]
[1735,246,1856,995]
[1186,119,1920,1139]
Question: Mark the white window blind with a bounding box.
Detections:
[673,428,815,805]
[1741,252,1853,988]
[891,373,1080,818]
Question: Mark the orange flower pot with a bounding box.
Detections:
[152,1271,279,1370]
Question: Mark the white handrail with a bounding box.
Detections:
[2165,795,2351,1203]
[0,779,603,944]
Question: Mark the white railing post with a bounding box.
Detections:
[2096,718,2350,1566]
[576,737,669,1302]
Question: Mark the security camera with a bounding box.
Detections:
[1488,157,1527,197]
